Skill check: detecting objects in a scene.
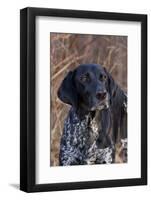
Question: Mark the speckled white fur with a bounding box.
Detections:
[59,108,113,166]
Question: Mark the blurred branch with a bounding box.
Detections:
[54,54,75,70]
[51,54,87,81]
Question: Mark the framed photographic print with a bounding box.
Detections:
[20,7,147,192]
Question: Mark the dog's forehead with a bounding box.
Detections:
[75,64,104,76]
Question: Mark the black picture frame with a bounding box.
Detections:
[20,7,147,192]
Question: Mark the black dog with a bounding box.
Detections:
[58,64,127,166]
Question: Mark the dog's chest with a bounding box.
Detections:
[70,112,100,148]
[89,114,100,136]
[61,109,113,165]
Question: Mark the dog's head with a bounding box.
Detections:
[58,64,117,113]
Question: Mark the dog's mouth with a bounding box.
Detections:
[81,95,109,112]
[90,102,109,111]
[89,93,109,111]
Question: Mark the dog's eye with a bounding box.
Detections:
[80,73,91,83]
[99,74,107,81]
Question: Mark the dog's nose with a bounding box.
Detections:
[96,91,107,100]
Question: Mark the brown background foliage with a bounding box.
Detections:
[50,33,127,166]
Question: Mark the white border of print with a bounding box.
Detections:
[36,16,141,184]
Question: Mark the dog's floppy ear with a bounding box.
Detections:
[104,67,117,99]
[57,71,78,108]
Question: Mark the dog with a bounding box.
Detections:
[57,64,127,166]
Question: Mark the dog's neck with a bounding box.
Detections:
[75,103,109,121]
